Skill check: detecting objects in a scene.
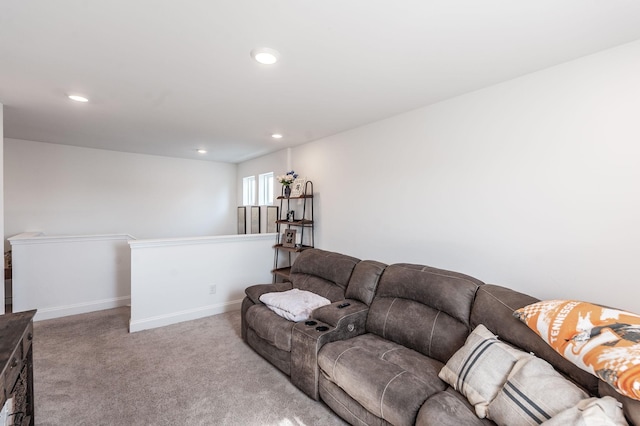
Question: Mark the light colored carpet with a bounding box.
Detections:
[33,307,347,426]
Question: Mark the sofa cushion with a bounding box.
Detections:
[439,324,531,418]
[515,299,640,401]
[367,296,470,364]
[487,357,588,426]
[374,264,483,326]
[318,333,446,426]
[416,388,495,426]
[289,249,360,301]
[366,263,484,363]
[344,260,387,306]
[244,304,296,352]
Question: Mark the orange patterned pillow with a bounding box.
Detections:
[514,300,640,401]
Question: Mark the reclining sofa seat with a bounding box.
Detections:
[317,263,485,426]
[241,248,386,384]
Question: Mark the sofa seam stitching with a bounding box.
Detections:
[482,287,517,311]
[332,346,359,379]
[380,347,401,360]
[414,265,481,287]
[380,370,407,420]
[382,298,397,339]
[428,310,440,358]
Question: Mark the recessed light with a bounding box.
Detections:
[197,149,207,154]
[251,48,280,65]
[271,134,283,139]
[68,94,89,102]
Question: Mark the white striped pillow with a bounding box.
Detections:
[439,324,531,418]
[487,356,588,425]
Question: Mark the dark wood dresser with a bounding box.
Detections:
[0,310,36,426]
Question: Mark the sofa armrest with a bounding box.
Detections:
[244,282,293,304]
[291,301,370,400]
[311,300,369,328]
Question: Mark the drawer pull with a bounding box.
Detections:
[10,357,18,368]
[28,332,33,341]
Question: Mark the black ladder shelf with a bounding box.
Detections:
[272,181,314,282]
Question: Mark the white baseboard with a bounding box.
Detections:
[128,299,243,333]
[33,296,131,321]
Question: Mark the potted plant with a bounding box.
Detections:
[277,170,298,198]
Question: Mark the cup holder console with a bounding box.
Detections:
[303,320,328,331]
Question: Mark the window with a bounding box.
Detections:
[242,176,256,206]
[258,172,274,205]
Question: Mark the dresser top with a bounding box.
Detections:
[0,310,36,371]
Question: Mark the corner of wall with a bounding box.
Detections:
[1,103,5,314]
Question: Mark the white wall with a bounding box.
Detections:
[4,139,237,247]
[237,148,290,202]
[10,232,133,320]
[129,233,274,332]
[240,40,640,314]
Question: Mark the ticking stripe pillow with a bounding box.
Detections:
[487,356,588,426]
[541,396,627,426]
[439,324,531,418]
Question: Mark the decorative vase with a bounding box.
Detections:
[284,185,291,198]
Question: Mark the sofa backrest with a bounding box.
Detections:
[366,263,484,363]
[472,284,640,425]
[471,284,598,394]
[344,260,387,306]
[289,248,360,302]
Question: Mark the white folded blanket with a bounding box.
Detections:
[259,288,331,322]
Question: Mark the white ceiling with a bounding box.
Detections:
[2,1,640,164]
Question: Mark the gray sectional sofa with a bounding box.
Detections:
[241,249,640,425]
